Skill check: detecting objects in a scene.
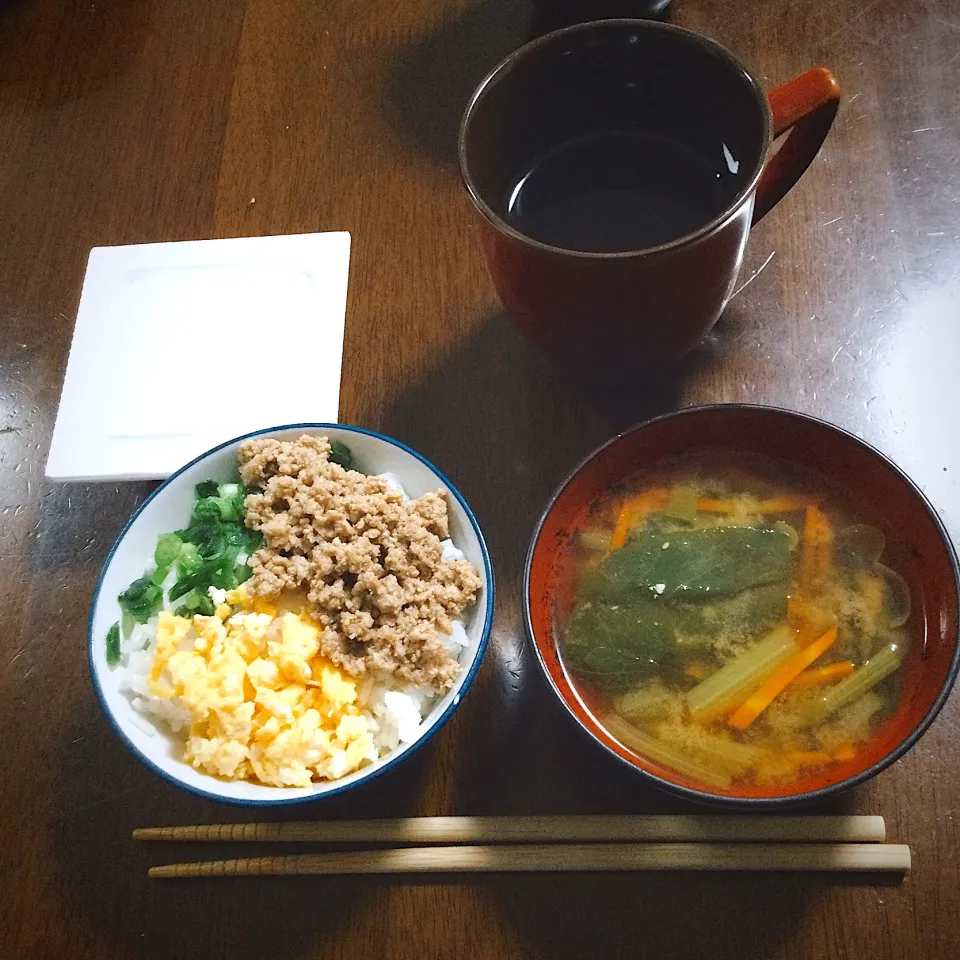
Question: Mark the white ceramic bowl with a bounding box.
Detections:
[88,424,494,805]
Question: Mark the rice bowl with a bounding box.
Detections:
[88,424,493,805]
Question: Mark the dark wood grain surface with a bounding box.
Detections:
[2,0,959,957]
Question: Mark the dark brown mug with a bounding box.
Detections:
[458,20,840,379]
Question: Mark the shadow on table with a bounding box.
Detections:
[380,0,529,169]
[0,0,155,106]
[47,691,444,959]
[479,862,900,960]
[378,0,679,171]
[377,308,692,803]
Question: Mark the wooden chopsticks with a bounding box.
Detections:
[134,814,886,844]
[148,842,909,878]
[136,815,910,878]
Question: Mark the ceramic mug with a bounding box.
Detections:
[458,20,840,379]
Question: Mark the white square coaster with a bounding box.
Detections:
[46,232,351,480]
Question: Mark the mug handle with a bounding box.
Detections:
[752,67,841,223]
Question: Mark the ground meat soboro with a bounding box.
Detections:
[238,435,482,693]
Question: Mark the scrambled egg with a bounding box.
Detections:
[148,587,378,787]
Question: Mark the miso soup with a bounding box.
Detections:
[558,451,912,791]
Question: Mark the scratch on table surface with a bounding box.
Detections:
[820,216,844,227]
[831,329,859,363]
[912,127,940,133]
[729,251,776,300]
[819,0,884,44]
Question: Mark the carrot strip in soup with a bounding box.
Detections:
[727,627,839,730]
[786,596,832,648]
[834,744,856,762]
[756,496,817,513]
[798,505,833,593]
[609,503,634,550]
[608,490,667,550]
[791,660,855,689]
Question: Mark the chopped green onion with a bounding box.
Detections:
[177,542,202,576]
[195,480,219,499]
[154,532,184,568]
[106,622,121,667]
[119,477,255,630]
[118,577,163,625]
[329,440,353,470]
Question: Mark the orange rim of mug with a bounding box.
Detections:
[458,19,839,259]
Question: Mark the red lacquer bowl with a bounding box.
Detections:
[524,405,960,806]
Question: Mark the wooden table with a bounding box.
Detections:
[2,0,958,957]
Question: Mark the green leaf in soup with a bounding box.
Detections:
[562,600,676,688]
[670,581,790,644]
[582,522,792,602]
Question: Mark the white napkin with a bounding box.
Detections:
[46,232,351,481]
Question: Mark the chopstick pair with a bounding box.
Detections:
[135,815,911,878]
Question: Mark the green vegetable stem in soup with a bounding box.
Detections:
[558,452,913,793]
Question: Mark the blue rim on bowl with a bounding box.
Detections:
[88,423,495,805]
